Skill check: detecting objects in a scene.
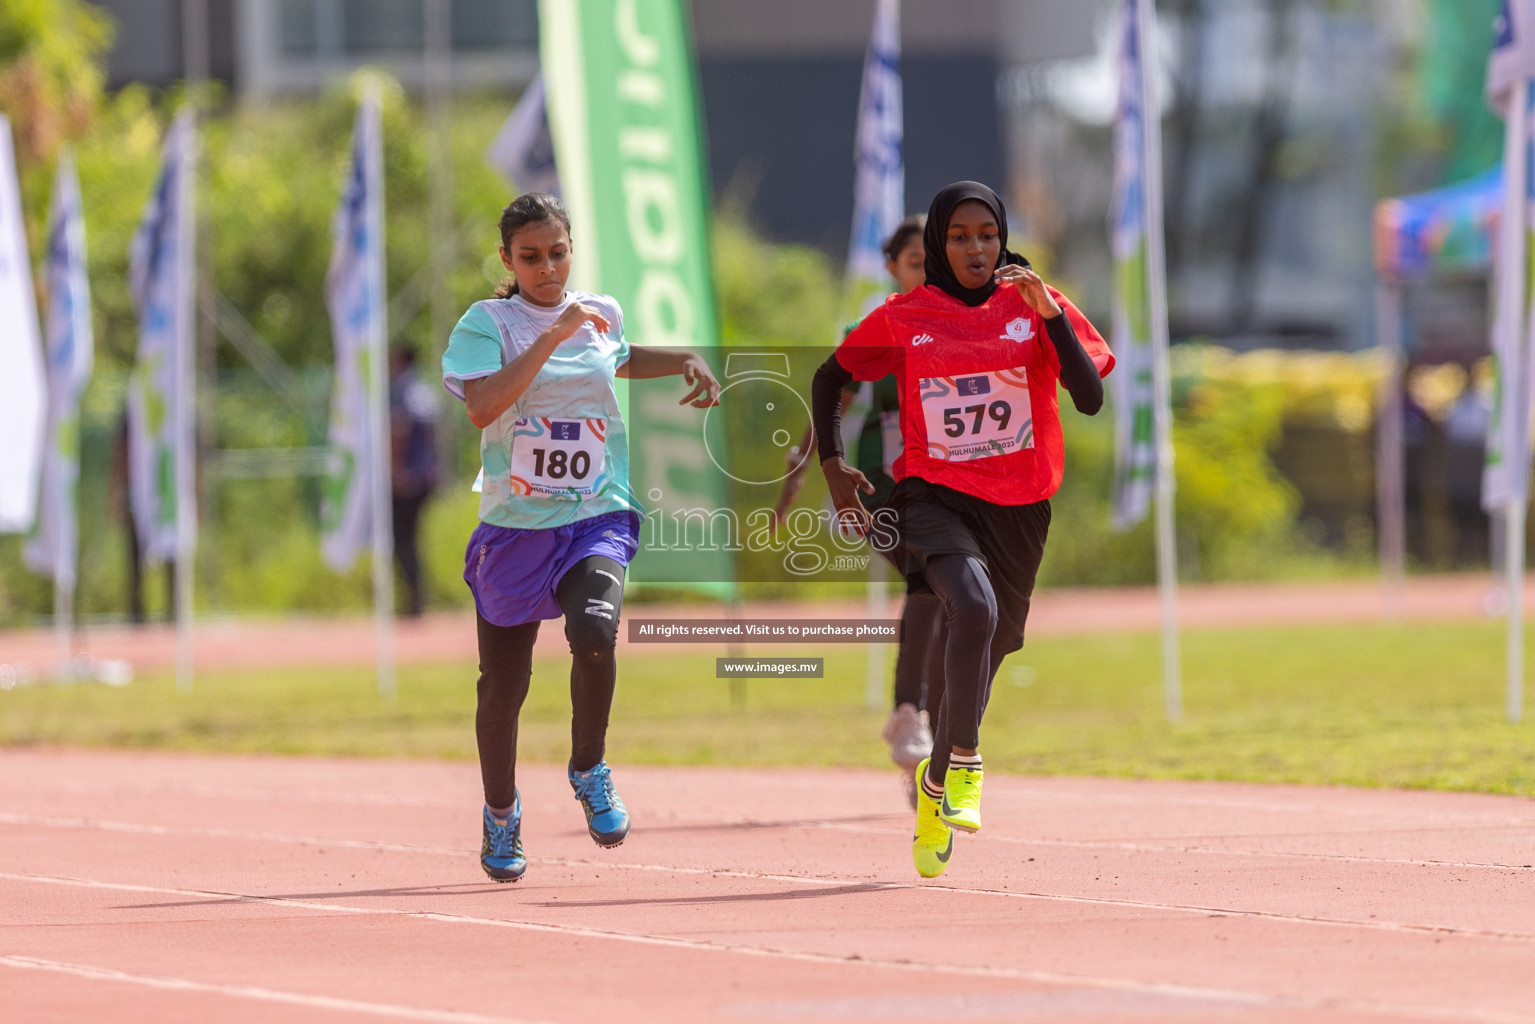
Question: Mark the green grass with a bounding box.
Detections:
[4,620,1535,795]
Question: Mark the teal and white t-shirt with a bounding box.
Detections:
[442,291,639,530]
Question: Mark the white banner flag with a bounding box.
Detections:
[322,92,387,571]
[842,0,903,324]
[1110,0,1157,530]
[127,109,196,564]
[487,74,560,196]
[1490,0,1535,112]
[1484,4,1535,513]
[0,114,47,534]
[839,0,903,449]
[25,150,94,588]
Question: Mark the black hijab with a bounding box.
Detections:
[922,180,1029,307]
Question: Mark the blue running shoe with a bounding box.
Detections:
[481,794,526,882]
[569,761,630,847]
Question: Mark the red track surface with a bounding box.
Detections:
[5,748,1535,1023]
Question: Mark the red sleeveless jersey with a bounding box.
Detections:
[834,282,1114,506]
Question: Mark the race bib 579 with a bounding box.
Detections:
[918,368,1034,461]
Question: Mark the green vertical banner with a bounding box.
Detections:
[540,0,736,598]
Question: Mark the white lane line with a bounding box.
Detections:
[0,811,461,857]
[0,955,557,1024]
[8,795,1535,880]
[12,764,1535,826]
[784,815,1535,873]
[643,808,1535,874]
[2,811,1532,943]
[6,870,1534,1024]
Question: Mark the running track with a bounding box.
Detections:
[4,748,1535,1023]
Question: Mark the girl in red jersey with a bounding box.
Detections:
[811,181,1113,878]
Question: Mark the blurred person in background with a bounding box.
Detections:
[1444,363,1491,566]
[775,213,942,808]
[109,407,173,624]
[391,346,441,618]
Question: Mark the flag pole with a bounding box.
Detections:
[1374,281,1407,621]
[174,112,198,694]
[365,85,397,700]
[1136,0,1182,720]
[1502,78,1531,724]
[866,555,887,709]
[54,584,72,675]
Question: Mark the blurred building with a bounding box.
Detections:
[92,0,537,93]
[1005,0,1423,353]
[692,0,1096,252]
[91,0,1424,353]
[91,0,1094,253]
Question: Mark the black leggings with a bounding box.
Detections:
[474,555,626,810]
[922,554,1027,788]
[893,593,945,722]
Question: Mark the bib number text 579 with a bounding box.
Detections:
[942,401,1013,438]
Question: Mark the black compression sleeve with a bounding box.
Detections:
[1046,313,1104,415]
[812,354,855,462]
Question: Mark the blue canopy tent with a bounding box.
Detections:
[1372,165,1502,606]
[1374,165,1501,283]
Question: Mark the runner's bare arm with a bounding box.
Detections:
[617,346,722,407]
[463,303,611,428]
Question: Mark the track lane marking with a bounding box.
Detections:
[1,813,1533,944]
[0,955,558,1024]
[8,762,1535,826]
[3,869,1533,1024]
[7,800,1535,878]
[648,810,1535,874]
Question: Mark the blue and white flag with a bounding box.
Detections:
[1484,3,1535,513]
[487,74,560,196]
[0,114,47,534]
[127,109,196,564]
[842,0,903,324]
[839,0,903,450]
[1110,0,1157,530]
[25,150,94,588]
[322,91,387,571]
[1489,1,1535,112]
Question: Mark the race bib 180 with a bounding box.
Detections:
[509,417,608,498]
[918,368,1034,461]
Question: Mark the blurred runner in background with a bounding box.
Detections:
[776,214,940,807]
[390,347,441,617]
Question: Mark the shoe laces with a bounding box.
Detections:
[915,798,949,843]
[484,812,521,859]
[573,762,620,815]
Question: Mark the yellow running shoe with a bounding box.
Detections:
[940,762,983,833]
[912,758,953,879]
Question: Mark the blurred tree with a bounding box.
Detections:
[0,0,113,167]
[712,203,840,350]
[1419,0,1502,183]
